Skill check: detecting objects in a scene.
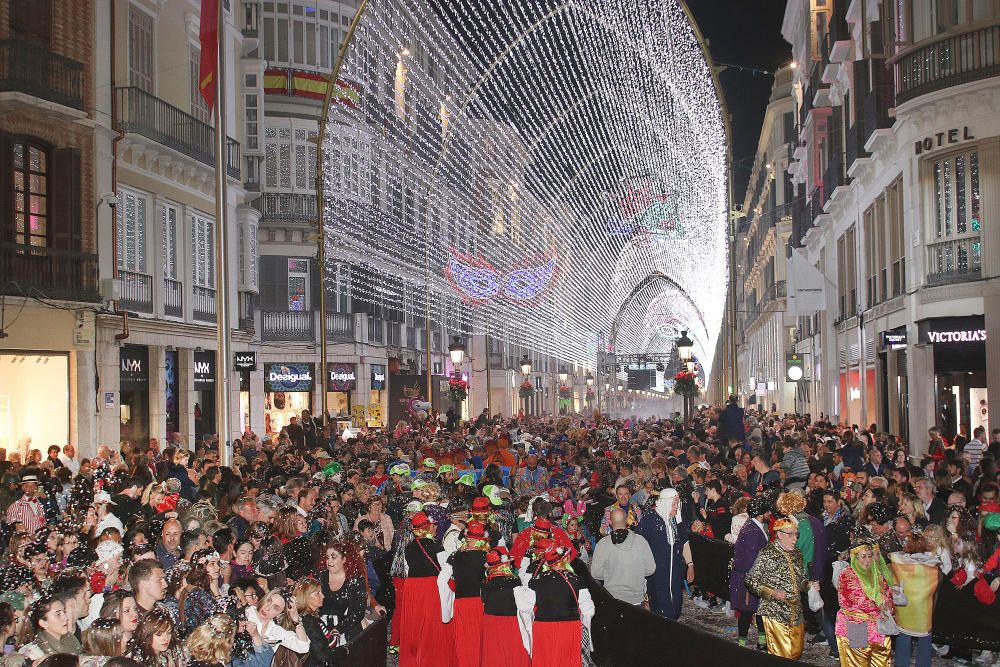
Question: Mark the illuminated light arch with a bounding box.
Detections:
[317,0,729,384]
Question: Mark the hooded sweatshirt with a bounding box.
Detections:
[590,529,656,605]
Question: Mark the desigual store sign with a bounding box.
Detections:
[265,363,314,392]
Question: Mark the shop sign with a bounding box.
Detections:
[785,353,804,382]
[371,364,387,390]
[926,329,987,343]
[265,363,314,392]
[914,127,975,155]
[234,351,257,372]
[327,363,357,392]
[120,345,149,388]
[919,316,987,345]
[881,330,908,350]
[194,351,215,388]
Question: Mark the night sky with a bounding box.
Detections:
[686,0,791,203]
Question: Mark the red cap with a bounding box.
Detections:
[543,545,570,563]
[485,546,510,567]
[532,538,554,554]
[466,521,487,539]
[471,497,491,511]
[532,518,552,532]
[411,511,432,530]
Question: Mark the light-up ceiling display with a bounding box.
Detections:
[320,0,728,379]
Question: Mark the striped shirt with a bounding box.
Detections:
[5,496,47,534]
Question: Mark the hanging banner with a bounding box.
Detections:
[367,402,383,427]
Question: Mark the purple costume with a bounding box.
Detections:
[729,518,769,612]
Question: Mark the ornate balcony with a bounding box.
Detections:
[0,243,98,302]
[0,38,84,110]
[894,24,1000,105]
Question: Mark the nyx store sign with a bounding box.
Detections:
[234,351,257,372]
[120,345,149,389]
[194,351,215,388]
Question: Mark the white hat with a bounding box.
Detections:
[93,491,116,505]
[95,540,124,566]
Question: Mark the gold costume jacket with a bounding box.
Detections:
[745,542,808,626]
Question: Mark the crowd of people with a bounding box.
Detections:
[0,399,997,667]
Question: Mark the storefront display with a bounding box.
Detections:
[370,364,387,427]
[193,350,215,441]
[0,352,69,461]
[920,316,987,439]
[326,363,356,420]
[234,352,256,434]
[120,344,150,447]
[264,362,314,435]
[165,350,180,439]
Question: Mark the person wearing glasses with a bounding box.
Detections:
[746,516,819,660]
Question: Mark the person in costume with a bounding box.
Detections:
[890,532,944,667]
[636,488,692,620]
[398,511,454,667]
[447,520,490,667]
[835,536,895,667]
[519,544,594,667]
[746,516,818,660]
[731,495,772,648]
[480,547,529,667]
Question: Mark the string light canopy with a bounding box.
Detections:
[320,0,728,382]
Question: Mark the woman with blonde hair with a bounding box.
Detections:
[82,617,126,657]
[293,577,342,667]
[186,614,235,667]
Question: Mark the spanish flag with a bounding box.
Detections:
[198,0,219,110]
[331,78,361,109]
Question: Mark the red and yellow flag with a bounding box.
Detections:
[198,0,219,110]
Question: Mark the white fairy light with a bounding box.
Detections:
[321,0,728,381]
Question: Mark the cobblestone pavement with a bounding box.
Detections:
[385,601,985,666]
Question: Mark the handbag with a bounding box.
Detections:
[891,585,908,606]
[846,620,869,649]
[807,587,824,612]
[875,610,900,636]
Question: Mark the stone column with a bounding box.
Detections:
[907,337,936,456]
[148,345,167,445]
[178,348,196,449]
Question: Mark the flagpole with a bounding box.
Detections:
[211,0,233,466]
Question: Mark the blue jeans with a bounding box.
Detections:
[821,610,838,656]
[894,633,932,667]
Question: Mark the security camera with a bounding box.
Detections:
[101,193,121,207]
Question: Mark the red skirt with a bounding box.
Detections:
[531,620,581,667]
[391,577,405,647]
[453,597,485,667]
[480,614,530,667]
[398,576,455,667]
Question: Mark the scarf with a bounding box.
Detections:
[611,528,629,545]
[850,548,895,606]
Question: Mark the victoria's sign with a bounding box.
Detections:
[265,363,314,392]
[927,329,987,343]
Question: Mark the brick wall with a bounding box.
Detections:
[1,0,97,254]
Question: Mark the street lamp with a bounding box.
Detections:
[585,373,594,387]
[558,367,569,383]
[686,360,697,373]
[677,330,694,424]
[519,355,532,376]
[676,330,694,362]
[448,336,466,367]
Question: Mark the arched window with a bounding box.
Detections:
[11,140,49,247]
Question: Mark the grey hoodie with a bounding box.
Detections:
[590,530,656,605]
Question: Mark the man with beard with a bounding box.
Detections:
[636,488,692,619]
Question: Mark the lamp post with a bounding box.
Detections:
[519,355,531,416]
[448,336,466,367]
[585,372,594,411]
[677,330,694,423]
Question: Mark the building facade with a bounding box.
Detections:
[783,0,1000,450]
[0,0,101,460]
[736,66,798,414]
